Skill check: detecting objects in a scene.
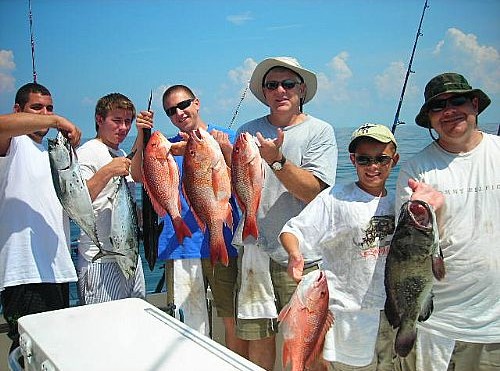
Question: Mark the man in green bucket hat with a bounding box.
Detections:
[395,72,500,371]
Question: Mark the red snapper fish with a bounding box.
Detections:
[182,128,233,266]
[142,131,192,244]
[278,270,334,371]
[231,132,263,241]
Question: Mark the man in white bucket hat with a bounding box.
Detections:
[232,56,338,369]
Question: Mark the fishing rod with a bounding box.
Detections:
[391,0,429,134]
[142,90,161,272]
[227,82,249,130]
[28,0,37,83]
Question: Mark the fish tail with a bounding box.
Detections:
[92,248,124,263]
[242,212,259,241]
[173,217,192,244]
[395,321,417,357]
[210,238,229,267]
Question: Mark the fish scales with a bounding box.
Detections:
[278,270,334,371]
[109,175,139,279]
[143,131,191,244]
[182,128,233,266]
[231,132,263,241]
[48,131,120,261]
[384,199,445,357]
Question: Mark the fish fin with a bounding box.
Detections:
[142,181,168,217]
[432,249,446,280]
[224,203,233,229]
[242,212,259,241]
[233,189,246,214]
[91,248,124,262]
[418,292,434,322]
[172,216,192,244]
[305,310,334,369]
[281,342,292,370]
[210,236,229,267]
[181,183,205,230]
[395,321,417,357]
[384,296,401,328]
[277,302,292,322]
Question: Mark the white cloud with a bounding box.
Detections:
[321,52,353,102]
[432,28,500,93]
[328,51,352,81]
[226,12,253,26]
[228,57,256,86]
[0,50,16,93]
[375,61,405,98]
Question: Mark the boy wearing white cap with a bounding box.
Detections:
[280,123,399,370]
[232,56,338,369]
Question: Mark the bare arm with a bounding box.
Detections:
[0,112,81,155]
[279,232,305,283]
[86,157,131,202]
[129,110,154,182]
[257,129,327,204]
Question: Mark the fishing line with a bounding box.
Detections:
[227,81,249,130]
[28,0,37,83]
[391,0,429,134]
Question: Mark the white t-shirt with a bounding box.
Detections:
[233,115,338,266]
[76,139,134,262]
[396,132,500,343]
[0,135,77,290]
[280,182,395,365]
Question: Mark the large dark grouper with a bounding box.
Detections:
[48,131,121,261]
[384,199,445,357]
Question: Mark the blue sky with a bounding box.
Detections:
[1,0,499,139]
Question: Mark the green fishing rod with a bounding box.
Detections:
[391,0,429,134]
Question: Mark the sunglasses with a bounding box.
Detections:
[428,95,470,113]
[354,155,393,166]
[263,79,302,90]
[165,98,195,117]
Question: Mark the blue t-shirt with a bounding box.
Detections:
[157,125,239,260]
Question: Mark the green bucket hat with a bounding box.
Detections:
[415,72,491,128]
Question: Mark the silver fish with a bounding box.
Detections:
[108,150,140,280]
[384,199,445,357]
[48,131,120,261]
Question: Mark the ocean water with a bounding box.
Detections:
[69,122,499,303]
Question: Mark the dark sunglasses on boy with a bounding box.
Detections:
[428,95,470,113]
[263,79,302,91]
[165,98,195,117]
[354,155,393,166]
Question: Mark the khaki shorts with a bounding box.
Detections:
[202,256,238,318]
[235,249,318,340]
[166,257,238,318]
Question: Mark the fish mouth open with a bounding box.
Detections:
[408,200,431,230]
[189,128,203,143]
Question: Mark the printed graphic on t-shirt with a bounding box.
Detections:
[357,215,395,258]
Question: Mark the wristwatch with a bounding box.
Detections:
[270,154,286,171]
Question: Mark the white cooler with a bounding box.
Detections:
[15,298,262,371]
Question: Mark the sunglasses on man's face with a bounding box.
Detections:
[354,154,393,166]
[165,98,195,117]
[428,95,470,113]
[263,79,302,91]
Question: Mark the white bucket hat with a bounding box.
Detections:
[249,56,317,106]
